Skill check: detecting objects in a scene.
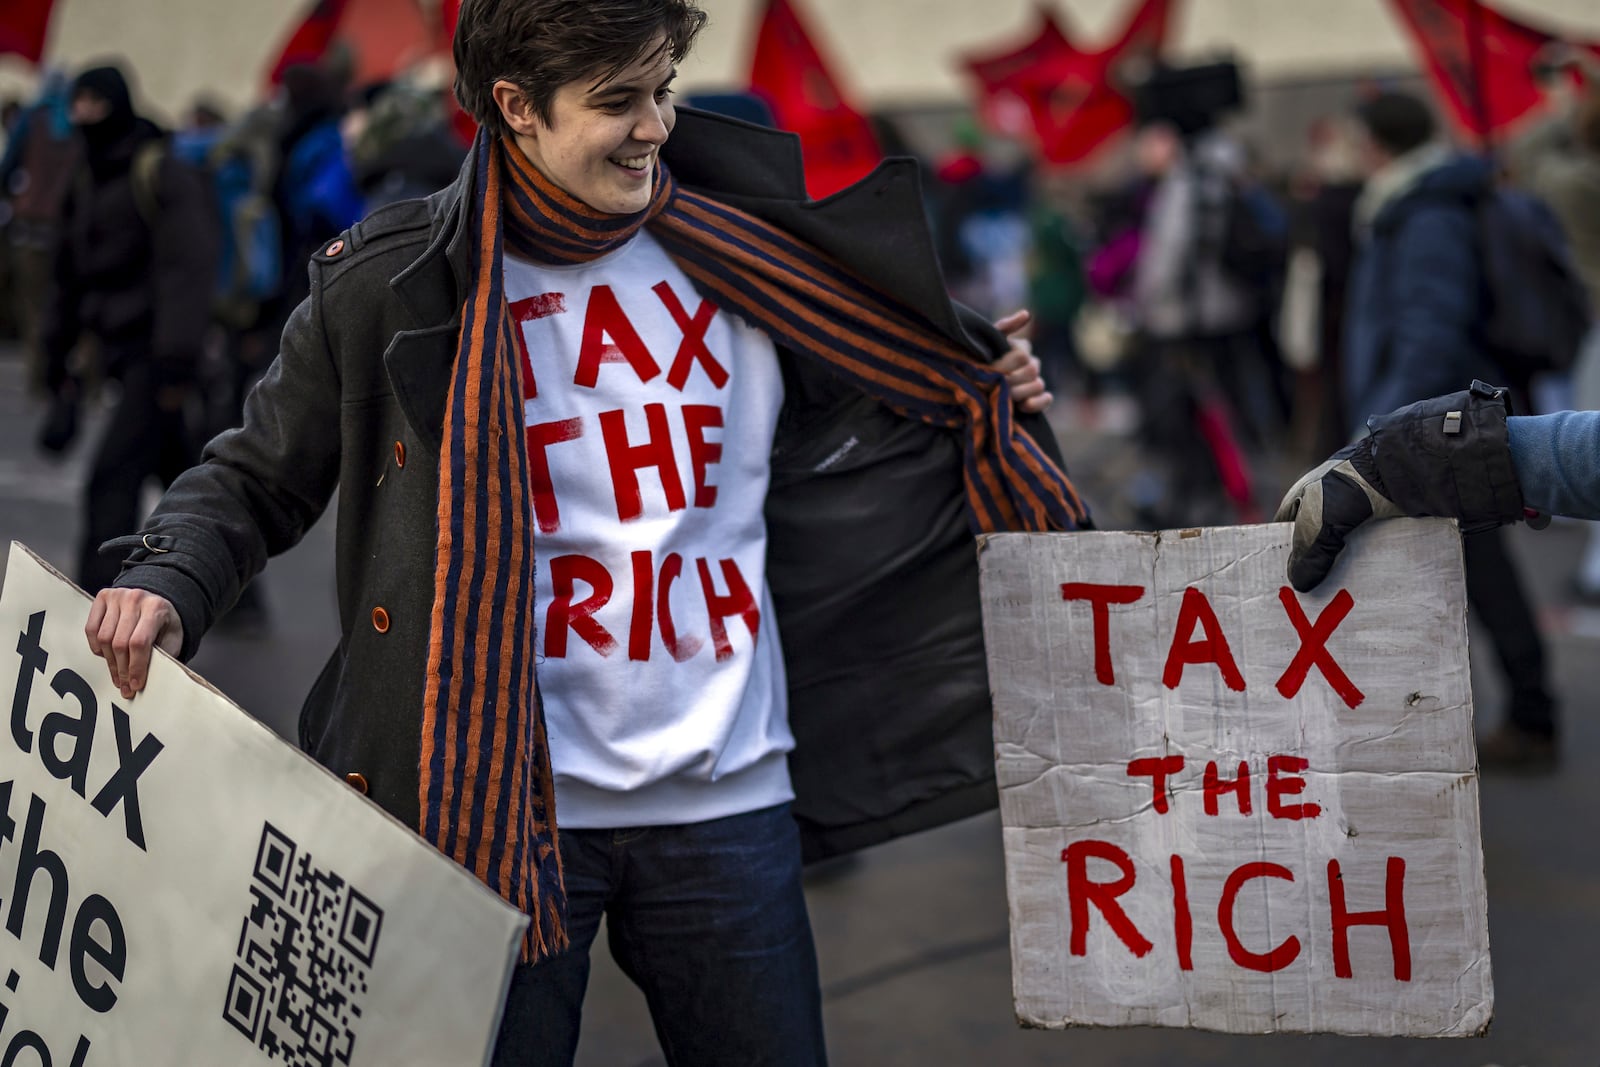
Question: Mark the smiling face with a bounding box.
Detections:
[496,39,678,216]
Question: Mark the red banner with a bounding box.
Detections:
[747,0,883,199]
[439,0,461,55]
[265,0,433,90]
[0,0,55,64]
[1387,0,1600,141]
[963,0,1178,166]
[266,0,352,86]
[963,6,1081,138]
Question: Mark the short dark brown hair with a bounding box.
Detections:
[454,0,707,135]
[1353,91,1436,158]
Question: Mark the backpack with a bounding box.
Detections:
[1218,183,1288,291]
[1478,188,1592,376]
[135,129,283,330]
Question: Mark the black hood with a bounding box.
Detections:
[72,65,151,177]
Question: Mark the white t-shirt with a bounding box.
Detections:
[503,231,793,828]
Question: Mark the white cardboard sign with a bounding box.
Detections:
[0,543,527,1066]
[979,520,1492,1037]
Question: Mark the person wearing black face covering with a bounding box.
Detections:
[36,62,221,593]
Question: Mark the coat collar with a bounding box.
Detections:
[383,109,991,449]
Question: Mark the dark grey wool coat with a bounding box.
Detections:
[109,108,1072,862]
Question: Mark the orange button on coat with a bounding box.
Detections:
[371,606,390,633]
[325,239,345,256]
[345,772,369,795]
[394,440,406,468]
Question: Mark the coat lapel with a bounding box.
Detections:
[383,146,474,449]
[664,110,976,351]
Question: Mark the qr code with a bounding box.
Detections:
[223,823,385,1066]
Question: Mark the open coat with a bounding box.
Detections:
[108,108,1069,863]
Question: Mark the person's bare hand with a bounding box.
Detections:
[992,310,1053,414]
[85,588,183,700]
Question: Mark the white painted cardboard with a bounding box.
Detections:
[0,542,527,1065]
[979,520,1492,1037]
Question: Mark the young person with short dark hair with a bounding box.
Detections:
[82,2,1083,1062]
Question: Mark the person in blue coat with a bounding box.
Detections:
[1333,92,1556,768]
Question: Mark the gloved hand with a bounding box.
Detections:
[1274,436,1402,592]
[1275,381,1527,592]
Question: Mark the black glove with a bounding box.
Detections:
[1275,381,1527,592]
[35,391,79,454]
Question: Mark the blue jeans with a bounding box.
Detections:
[491,803,827,1067]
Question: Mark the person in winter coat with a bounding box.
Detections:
[1334,90,1555,769]
[271,64,364,321]
[37,63,219,593]
[1510,69,1600,597]
[0,70,81,394]
[77,2,1070,1064]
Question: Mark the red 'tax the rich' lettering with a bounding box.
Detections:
[698,558,760,662]
[1162,587,1246,692]
[1126,755,1184,815]
[601,404,686,522]
[1060,583,1145,685]
[1170,854,1194,971]
[1329,857,1411,981]
[575,285,661,388]
[510,291,568,399]
[1204,760,1251,816]
[682,404,723,508]
[1062,840,1153,959]
[1276,586,1365,709]
[1266,755,1321,820]
[653,281,728,391]
[1218,862,1302,972]
[526,417,584,534]
[656,553,702,663]
[545,554,618,658]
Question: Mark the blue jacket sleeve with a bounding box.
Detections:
[1364,205,1482,418]
[1508,412,1600,519]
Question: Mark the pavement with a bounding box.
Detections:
[2,346,1598,1067]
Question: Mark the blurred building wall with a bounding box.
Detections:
[2,0,1598,120]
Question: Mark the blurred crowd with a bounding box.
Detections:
[0,44,1597,766]
[0,53,469,628]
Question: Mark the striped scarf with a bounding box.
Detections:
[421,131,1089,961]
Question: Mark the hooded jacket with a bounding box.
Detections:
[1342,151,1500,428]
[107,108,1070,862]
[39,71,218,389]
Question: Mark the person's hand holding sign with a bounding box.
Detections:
[86,587,183,700]
[993,310,1053,415]
[1276,382,1531,591]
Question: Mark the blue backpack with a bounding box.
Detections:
[1478,188,1592,375]
[168,127,284,327]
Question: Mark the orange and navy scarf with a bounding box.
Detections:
[421,131,1090,961]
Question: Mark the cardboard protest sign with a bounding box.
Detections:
[0,543,527,1066]
[979,520,1492,1037]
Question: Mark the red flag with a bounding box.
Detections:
[0,0,55,64]
[266,0,433,90]
[1387,0,1600,141]
[963,6,1081,138]
[748,0,883,199]
[1035,0,1175,164]
[267,0,353,86]
[439,0,461,55]
[963,0,1178,166]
